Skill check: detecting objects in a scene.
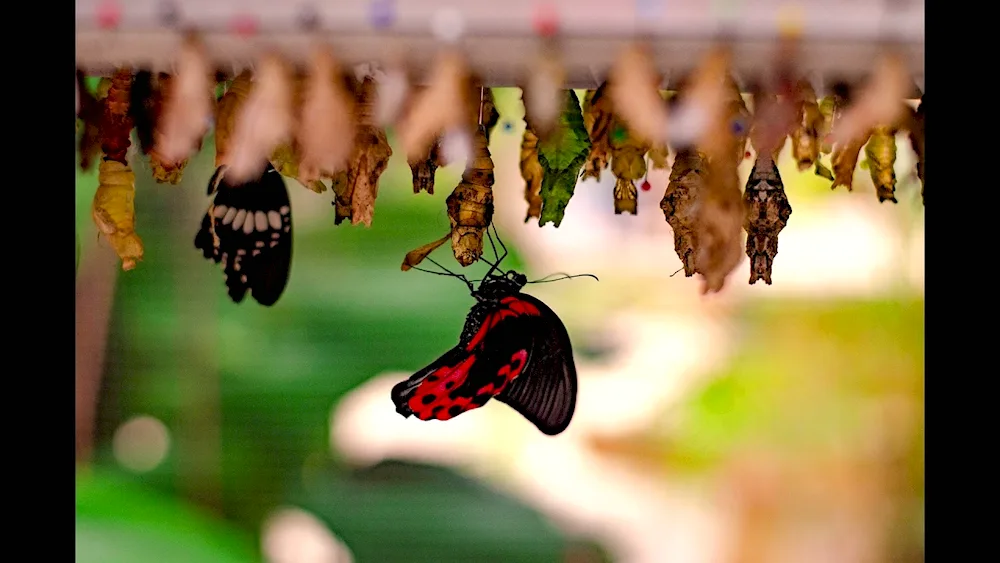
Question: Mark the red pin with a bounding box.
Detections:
[96,0,121,29]
[231,14,259,37]
[641,180,652,192]
[532,3,559,37]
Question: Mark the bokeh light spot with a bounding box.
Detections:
[112,415,170,473]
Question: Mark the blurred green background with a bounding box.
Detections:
[76,87,923,563]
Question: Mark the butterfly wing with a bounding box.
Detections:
[493,294,578,436]
[194,162,293,306]
[392,294,578,435]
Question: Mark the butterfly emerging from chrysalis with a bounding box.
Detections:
[392,225,595,436]
[194,71,294,307]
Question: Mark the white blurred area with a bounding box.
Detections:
[262,507,355,563]
[328,119,924,563]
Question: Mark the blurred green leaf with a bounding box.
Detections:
[293,460,568,563]
[537,91,591,228]
[77,471,260,563]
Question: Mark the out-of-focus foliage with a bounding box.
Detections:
[293,460,569,563]
[666,298,923,471]
[76,470,260,563]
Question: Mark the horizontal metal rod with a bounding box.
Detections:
[76,30,924,93]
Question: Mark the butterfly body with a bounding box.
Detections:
[392,272,578,436]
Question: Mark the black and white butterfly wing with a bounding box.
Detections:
[194,163,293,306]
[494,293,578,436]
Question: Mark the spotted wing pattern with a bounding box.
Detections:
[194,162,293,306]
[391,294,578,435]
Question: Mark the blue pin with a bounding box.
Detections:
[370,0,396,29]
[503,121,515,133]
[731,117,746,136]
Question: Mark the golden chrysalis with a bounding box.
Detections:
[743,154,792,285]
[660,149,707,277]
[520,126,545,221]
[446,125,495,266]
[93,159,143,271]
[864,126,898,204]
[581,83,614,181]
[609,120,650,215]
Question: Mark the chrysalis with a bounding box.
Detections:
[226,55,295,184]
[92,68,144,271]
[155,33,213,165]
[660,149,707,277]
[743,154,792,285]
[790,79,833,180]
[580,83,614,181]
[609,120,650,215]
[330,76,393,227]
[297,47,355,184]
[864,126,898,204]
[93,159,143,271]
[520,126,544,221]
[446,125,495,266]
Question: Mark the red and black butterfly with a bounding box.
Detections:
[194,163,293,306]
[392,228,592,436]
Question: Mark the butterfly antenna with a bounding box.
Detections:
[491,222,509,263]
[528,273,600,284]
[670,267,684,277]
[480,223,509,281]
[425,256,475,292]
[486,223,501,265]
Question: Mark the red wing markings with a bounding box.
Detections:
[408,349,530,422]
[466,297,541,350]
